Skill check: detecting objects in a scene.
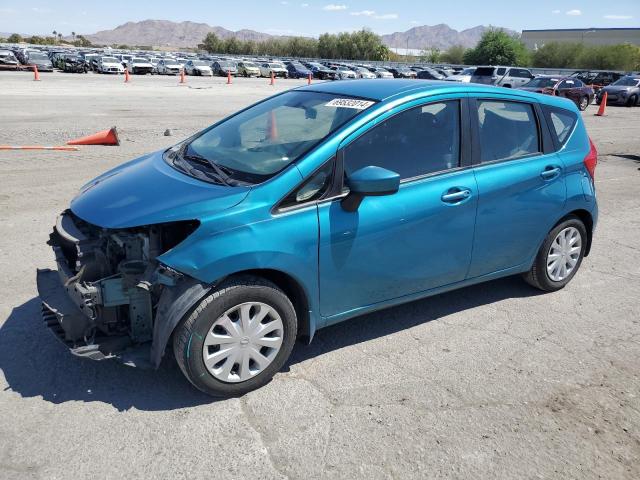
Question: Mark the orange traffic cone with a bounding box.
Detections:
[270,72,275,85]
[179,68,186,85]
[595,92,607,116]
[307,73,312,85]
[227,70,232,85]
[267,111,278,140]
[124,68,130,83]
[33,64,40,81]
[67,127,120,146]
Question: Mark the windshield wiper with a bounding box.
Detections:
[178,144,248,186]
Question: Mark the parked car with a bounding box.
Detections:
[416,68,446,80]
[237,61,261,77]
[595,75,640,107]
[471,66,534,88]
[25,51,54,72]
[352,66,376,79]
[259,62,288,78]
[0,50,20,70]
[286,62,313,79]
[518,76,595,111]
[369,66,394,79]
[184,60,213,76]
[212,60,238,76]
[97,56,124,74]
[157,58,181,75]
[571,71,625,92]
[387,66,417,79]
[38,80,597,398]
[331,65,357,79]
[126,57,154,75]
[303,62,336,80]
[63,55,89,73]
[445,67,476,83]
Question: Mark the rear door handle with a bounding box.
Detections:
[441,188,471,203]
[540,166,561,180]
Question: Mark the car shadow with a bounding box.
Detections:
[0,277,540,411]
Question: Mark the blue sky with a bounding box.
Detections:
[0,0,637,36]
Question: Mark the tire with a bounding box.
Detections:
[626,95,637,107]
[173,275,298,397]
[578,95,589,111]
[523,216,587,292]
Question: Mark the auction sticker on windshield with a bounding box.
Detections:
[325,98,375,110]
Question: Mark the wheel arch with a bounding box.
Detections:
[561,209,594,256]
[229,268,313,343]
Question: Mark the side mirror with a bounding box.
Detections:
[342,166,400,212]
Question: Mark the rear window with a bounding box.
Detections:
[542,106,577,148]
[474,67,495,76]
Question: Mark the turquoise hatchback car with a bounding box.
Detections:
[38,80,598,397]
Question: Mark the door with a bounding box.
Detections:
[556,79,581,104]
[318,99,478,318]
[468,98,566,278]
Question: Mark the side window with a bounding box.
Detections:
[476,100,540,163]
[543,106,577,147]
[278,160,334,209]
[496,68,507,76]
[343,101,461,180]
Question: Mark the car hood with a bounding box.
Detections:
[70,150,250,229]
[601,85,634,93]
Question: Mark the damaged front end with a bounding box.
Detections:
[37,210,202,367]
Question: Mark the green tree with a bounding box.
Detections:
[464,29,530,66]
[440,45,467,64]
[199,32,223,53]
[7,33,23,43]
[419,47,441,63]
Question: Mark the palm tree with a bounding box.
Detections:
[58,33,62,42]
[71,31,76,40]
[52,30,57,44]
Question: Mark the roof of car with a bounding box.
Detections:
[297,79,544,102]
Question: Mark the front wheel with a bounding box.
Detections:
[626,95,637,107]
[523,216,587,292]
[173,276,298,397]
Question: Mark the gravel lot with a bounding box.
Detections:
[1,71,639,480]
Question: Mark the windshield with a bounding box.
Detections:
[132,58,147,63]
[243,62,258,68]
[612,76,640,87]
[269,63,283,68]
[29,53,49,61]
[167,91,376,184]
[102,57,118,63]
[192,60,207,66]
[524,77,559,88]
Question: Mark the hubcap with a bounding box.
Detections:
[580,97,588,109]
[547,227,582,282]
[202,302,284,383]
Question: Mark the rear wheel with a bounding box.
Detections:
[523,216,587,292]
[173,276,297,397]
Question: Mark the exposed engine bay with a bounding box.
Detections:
[37,210,199,365]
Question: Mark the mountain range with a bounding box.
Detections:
[81,20,516,50]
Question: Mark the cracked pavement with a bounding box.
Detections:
[0,73,639,479]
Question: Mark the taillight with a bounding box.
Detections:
[584,137,598,180]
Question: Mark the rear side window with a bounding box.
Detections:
[476,100,540,162]
[496,68,507,75]
[542,106,577,147]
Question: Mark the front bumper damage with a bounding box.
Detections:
[37,210,206,368]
